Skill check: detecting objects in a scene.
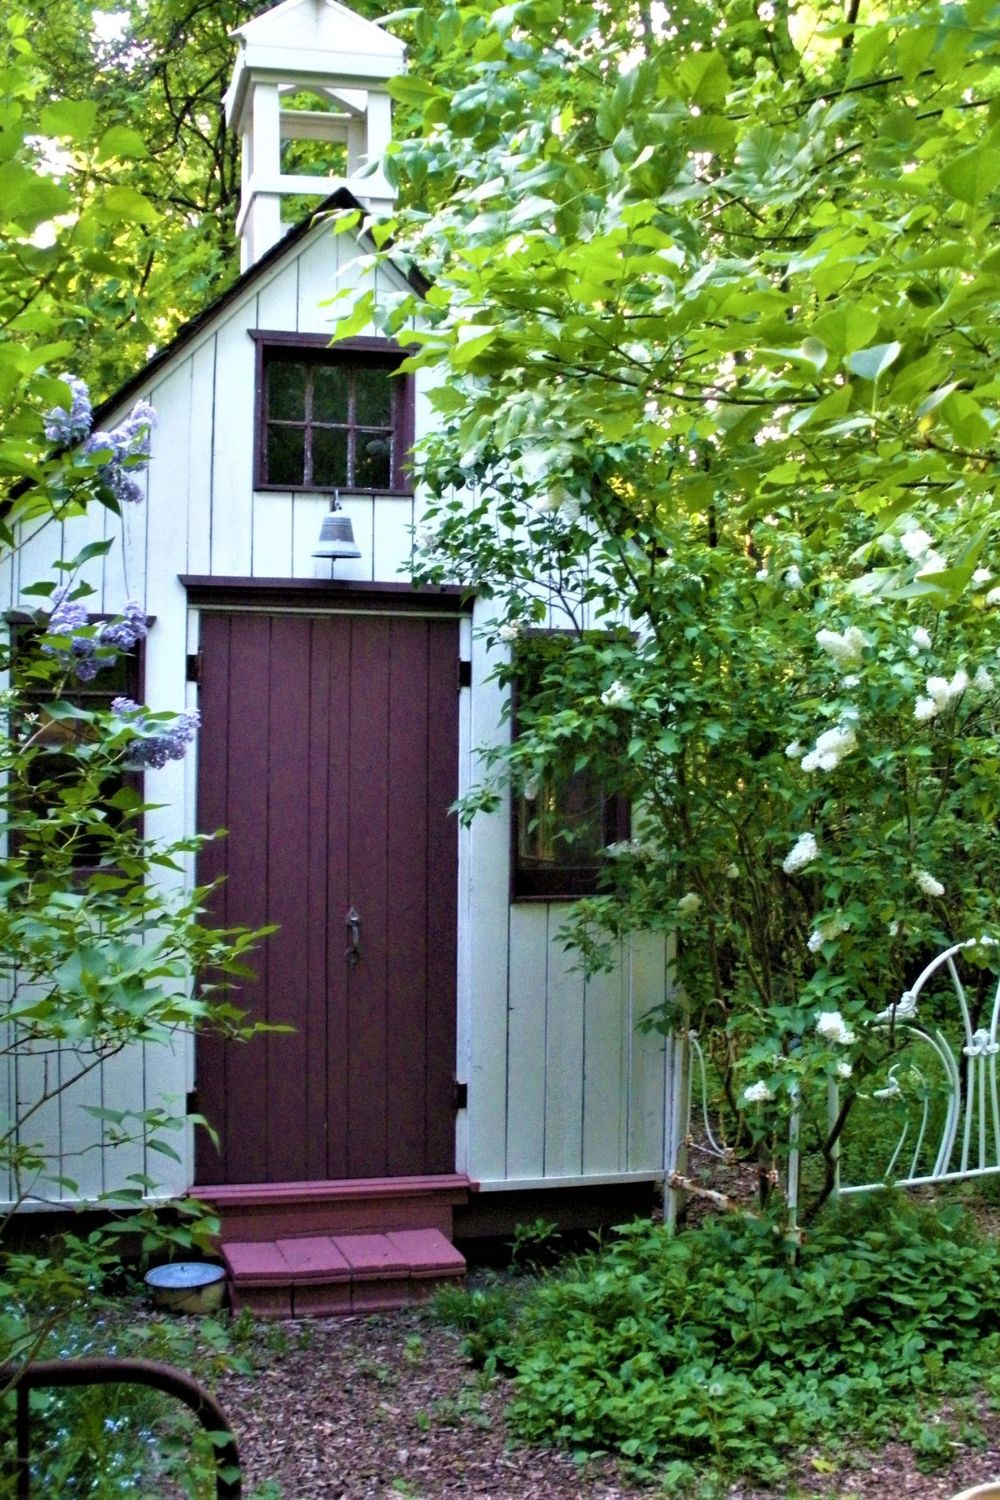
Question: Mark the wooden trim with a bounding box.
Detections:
[472,1170,664,1193]
[249,331,415,354]
[179,577,474,615]
[194,1173,474,1209]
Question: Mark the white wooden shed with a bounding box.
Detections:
[2,0,679,1301]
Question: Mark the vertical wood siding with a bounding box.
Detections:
[0,216,673,1206]
[464,896,672,1188]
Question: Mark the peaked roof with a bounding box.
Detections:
[232,0,404,60]
[90,188,426,431]
[225,0,405,124]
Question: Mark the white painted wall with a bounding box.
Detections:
[0,217,673,1208]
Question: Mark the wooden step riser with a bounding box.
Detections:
[213,1198,455,1243]
[232,1271,460,1319]
[194,1174,471,1245]
[222,1224,466,1320]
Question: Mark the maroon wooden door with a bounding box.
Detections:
[193,609,459,1185]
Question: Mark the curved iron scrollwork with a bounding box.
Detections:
[0,1356,242,1499]
[833,939,1000,1199]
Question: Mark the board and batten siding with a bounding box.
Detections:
[0,217,674,1208]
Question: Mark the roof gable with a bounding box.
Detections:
[90,189,425,429]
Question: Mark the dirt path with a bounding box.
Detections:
[215,1306,1000,1499]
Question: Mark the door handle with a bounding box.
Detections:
[345,906,361,967]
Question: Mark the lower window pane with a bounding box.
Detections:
[518,770,607,869]
[312,426,348,486]
[267,425,305,486]
[354,430,393,489]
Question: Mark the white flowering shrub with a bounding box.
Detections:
[399,421,1000,1211]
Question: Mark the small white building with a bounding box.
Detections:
[4,0,679,1301]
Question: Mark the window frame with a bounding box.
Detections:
[509,633,631,904]
[6,613,146,872]
[251,331,416,497]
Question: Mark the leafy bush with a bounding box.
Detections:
[433,1277,519,1374]
[448,1202,1000,1484]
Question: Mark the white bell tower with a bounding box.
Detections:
[225,0,405,270]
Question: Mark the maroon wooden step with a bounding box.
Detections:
[194,1174,472,1244]
[222,1227,466,1317]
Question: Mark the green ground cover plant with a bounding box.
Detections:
[439,1198,1000,1489]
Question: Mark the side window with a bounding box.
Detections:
[253,333,414,495]
[511,635,630,901]
[10,623,143,870]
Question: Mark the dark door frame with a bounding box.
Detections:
[182,576,473,1187]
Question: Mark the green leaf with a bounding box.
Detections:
[846,342,902,382]
[39,98,97,140]
[146,1138,182,1162]
[676,51,731,108]
[387,75,446,105]
[813,305,879,357]
[94,185,161,224]
[915,383,958,418]
[64,539,114,567]
[939,146,1000,206]
[96,125,148,161]
[452,324,499,366]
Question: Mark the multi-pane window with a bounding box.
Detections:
[514,767,628,900]
[510,633,630,901]
[254,335,412,494]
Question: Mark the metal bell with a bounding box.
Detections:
[313,509,361,560]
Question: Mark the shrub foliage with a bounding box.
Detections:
[448,1201,1000,1484]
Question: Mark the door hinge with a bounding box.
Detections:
[185,1089,199,1115]
[185,652,202,685]
[456,658,472,690]
[453,1080,468,1111]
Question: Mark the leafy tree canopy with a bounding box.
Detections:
[367,0,1000,607]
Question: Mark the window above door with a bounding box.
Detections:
[252,332,414,495]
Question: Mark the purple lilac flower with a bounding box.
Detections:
[122,600,148,639]
[111,699,200,769]
[85,430,121,460]
[71,636,98,682]
[44,594,149,683]
[104,470,145,506]
[116,401,155,456]
[42,588,92,679]
[45,375,156,506]
[98,600,148,651]
[46,587,88,637]
[44,376,92,445]
[98,621,136,650]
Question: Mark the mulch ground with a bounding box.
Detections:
[213,1297,1000,1500]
